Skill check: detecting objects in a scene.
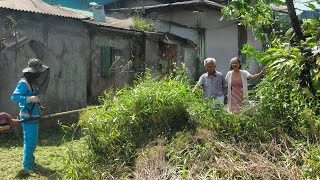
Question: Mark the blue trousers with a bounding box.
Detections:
[22,123,39,170]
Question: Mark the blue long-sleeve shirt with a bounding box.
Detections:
[11,78,40,122]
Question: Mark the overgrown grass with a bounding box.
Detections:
[60,68,320,179]
[3,68,319,179]
[133,15,156,32]
[0,68,320,179]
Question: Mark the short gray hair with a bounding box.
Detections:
[203,58,216,66]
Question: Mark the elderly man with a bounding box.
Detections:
[194,58,225,106]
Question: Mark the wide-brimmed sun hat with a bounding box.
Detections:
[22,58,49,73]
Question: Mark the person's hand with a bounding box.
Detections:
[262,66,269,73]
[10,119,19,125]
[26,96,40,103]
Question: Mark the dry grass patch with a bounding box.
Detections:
[133,128,314,179]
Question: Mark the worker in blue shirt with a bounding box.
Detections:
[11,58,49,171]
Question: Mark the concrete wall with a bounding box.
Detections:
[205,24,238,76]
[145,33,161,75]
[147,7,262,77]
[246,29,263,74]
[144,32,197,80]
[183,46,198,83]
[89,28,144,97]
[0,10,90,116]
[89,29,197,99]
[149,9,238,76]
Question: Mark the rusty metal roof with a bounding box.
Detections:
[0,0,86,19]
[83,12,134,29]
[84,17,134,29]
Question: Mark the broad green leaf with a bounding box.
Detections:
[307,2,316,9]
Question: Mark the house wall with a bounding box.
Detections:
[145,33,161,75]
[246,29,263,74]
[183,46,198,83]
[0,10,90,115]
[145,32,197,80]
[149,9,238,76]
[147,8,262,77]
[89,28,144,98]
[89,28,197,99]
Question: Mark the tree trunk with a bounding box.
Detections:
[285,0,316,98]
[285,0,304,42]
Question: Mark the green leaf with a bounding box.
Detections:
[307,2,316,9]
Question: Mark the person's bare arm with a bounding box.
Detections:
[248,66,268,80]
[193,82,201,93]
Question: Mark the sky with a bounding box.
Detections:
[294,0,320,13]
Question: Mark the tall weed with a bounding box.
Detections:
[79,69,201,167]
[62,66,320,178]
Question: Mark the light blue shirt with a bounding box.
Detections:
[198,71,224,99]
[11,78,40,122]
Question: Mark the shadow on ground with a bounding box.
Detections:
[0,123,81,148]
[15,164,58,179]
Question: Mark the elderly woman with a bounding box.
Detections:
[194,57,225,106]
[225,57,268,114]
[11,58,49,171]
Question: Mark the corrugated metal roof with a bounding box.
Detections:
[110,0,224,12]
[0,0,86,19]
[59,8,134,29]
[83,16,134,29]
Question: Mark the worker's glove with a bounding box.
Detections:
[26,96,40,103]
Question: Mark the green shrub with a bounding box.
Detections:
[79,69,203,166]
[242,43,320,140]
[62,65,320,178]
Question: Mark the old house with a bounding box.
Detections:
[0,0,91,116]
[0,0,196,116]
[106,0,263,77]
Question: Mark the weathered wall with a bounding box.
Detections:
[205,23,238,76]
[145,33,161,75]
[183,45,198,83]
[149,9,238,76]
[246,29,263,74]
[145,32,197,81]
[89,28,144,97]
[0,10,90,116]
[148,8,263,76]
